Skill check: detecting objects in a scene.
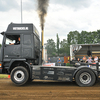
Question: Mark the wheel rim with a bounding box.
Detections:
[14,70,25,82]
[79,72,91,84]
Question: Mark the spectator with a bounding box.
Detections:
[77,58,80,62]
[98,57,100,62]
[47,57,51,63]
[82,56,86,62]
[72,57,75,61]
[86,57,92,63]
[94,56,98,63]
[57,58,61,66]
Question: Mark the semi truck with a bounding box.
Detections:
[0,23,100,86]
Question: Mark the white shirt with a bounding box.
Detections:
[94,57,98,63]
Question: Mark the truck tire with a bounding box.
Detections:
[10,66,29,86]
[75,69,96,87]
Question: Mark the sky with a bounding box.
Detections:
[0,0,100,44]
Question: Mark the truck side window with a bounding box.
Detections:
[5,35,20,45]
[23,35,31,44]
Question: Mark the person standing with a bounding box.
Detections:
[86,57,92,63]
[77,58,80,62]
[57,58,61,66]
[47,57,51,63]
[94,56,98,63]
[83,56,86,62]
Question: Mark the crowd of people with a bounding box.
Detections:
[46,55,100,67]
[47,57,64,66]
[74,56,100,64]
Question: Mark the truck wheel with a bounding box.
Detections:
[75,69,96,87]
[11,66,29,86]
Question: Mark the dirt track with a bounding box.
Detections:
[0,79,100,100]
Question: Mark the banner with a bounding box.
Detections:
[42,63,55,66]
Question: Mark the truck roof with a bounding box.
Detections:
[2,23,40,38]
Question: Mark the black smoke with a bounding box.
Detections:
[37,0,49,30]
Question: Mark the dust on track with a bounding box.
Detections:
[0,79,100,100]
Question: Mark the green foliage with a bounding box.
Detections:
[66,63,70,66]
[67,31,80,44]
[45,39,56,56]
[79,31,98,44]
[0,74,8,78]
[52,52,56,56]
[59,39,70,56]
[56,33,60,56]
[67,30,100,45]
[66,63,73,66]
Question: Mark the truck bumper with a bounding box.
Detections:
[0,68,2,74]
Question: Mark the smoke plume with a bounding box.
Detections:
[37,0,49,30]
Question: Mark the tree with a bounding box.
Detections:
[67,31,80,45]
[90,31,98,43]
[97,30,100,43]
[56,33,60,56]
[59,39,70,56]
[80,31,88,44]
[45,39,56,56]
[80,31,98,44]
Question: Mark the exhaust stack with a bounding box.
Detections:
[37,0,49,62]
[41,30,44,61]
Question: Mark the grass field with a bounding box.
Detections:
[0,74,8,78]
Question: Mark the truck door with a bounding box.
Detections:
[22,34,33,58]
[4,35,21,59]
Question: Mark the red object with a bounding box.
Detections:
[64,56,70,63]
[43,63,55,66]
[8,75,10,78]
[92,63,96,64]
